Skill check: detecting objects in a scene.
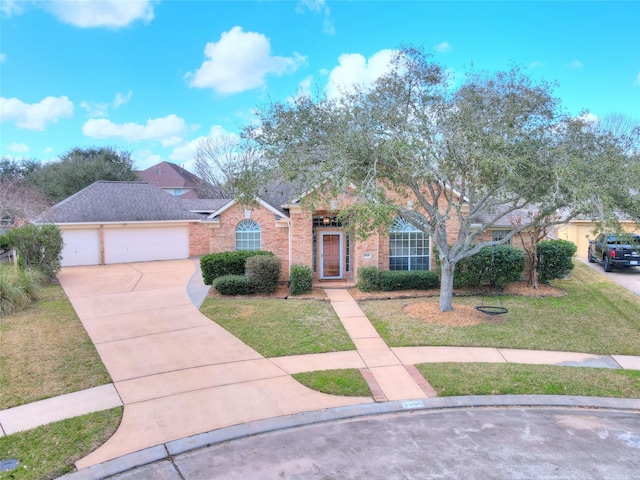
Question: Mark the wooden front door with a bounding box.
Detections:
[321,233,342,279]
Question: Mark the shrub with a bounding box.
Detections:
[379,270,440,291]
[437,245,525,287]
[537,239,577,284]
[357,267,380,292]
[0,234,10,253]
[201,250,274,285]
[246,255,281,294]
[0,265,46,316]
[212,275,254,295]
[5,223,63,280]
[290,264,313,296]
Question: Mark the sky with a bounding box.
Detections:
[1,0,639,173]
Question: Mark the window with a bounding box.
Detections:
[492,230,512,245]
[235,219,261,251]
[389,217,430,271]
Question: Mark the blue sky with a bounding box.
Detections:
[1,0,639,172]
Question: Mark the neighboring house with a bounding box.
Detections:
[35,180,534,284]
[136,161,202,199]
[557,218,640,258]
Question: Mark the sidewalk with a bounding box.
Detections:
[1,259,639,461]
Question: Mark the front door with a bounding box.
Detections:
[321,233,342,279]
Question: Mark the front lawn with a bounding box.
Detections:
[417,363,640,398]
[199,297,355,357]
[0,284,112,409]
[359,262,640,355]
[0,408,122,480]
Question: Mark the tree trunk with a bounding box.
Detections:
[439,258,455,312]
[529,243,539,289]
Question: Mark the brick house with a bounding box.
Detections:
[36,178,527,285]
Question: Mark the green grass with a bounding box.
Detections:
[293,369,371,397]
[0,408,122,480]
[417,363,640,398]
[0,285,112,409]
[200,298,355,357]
[360,263,640,355]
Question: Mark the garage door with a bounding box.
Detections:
[60,229,100,267]
[104,226,189,264]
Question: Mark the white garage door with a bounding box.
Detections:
[60,229,100,267]
[104,226,189,264]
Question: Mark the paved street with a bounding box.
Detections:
[110,407,640,480]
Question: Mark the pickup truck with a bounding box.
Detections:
[588,233,640,272]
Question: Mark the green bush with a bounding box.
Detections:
[537,239,577,284]
[246,255,281,294]
[379,270,440,291]
[357,267,380,292]
[0,265,46,316]
[0,234,10,252]
[212,275,254,295]
[5,223,63,280]
[200,250,274,285]
[437,245,525,287]
[290,264,313,295]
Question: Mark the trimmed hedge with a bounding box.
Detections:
[212,275,254,295]
[357,267,380,292]
[201,250,274,285]
[436,245,525,287]
[379,270,440,291]
[246,255,281,294]
[290,264,313,296]
[537,239,577,284]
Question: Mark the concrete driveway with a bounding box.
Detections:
[57,260,371,469]
[577,257,640,296]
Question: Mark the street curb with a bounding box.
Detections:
[57,395,640,479]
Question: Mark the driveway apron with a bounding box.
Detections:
[58,260,371,469]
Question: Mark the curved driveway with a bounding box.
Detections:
[57,260,371,469]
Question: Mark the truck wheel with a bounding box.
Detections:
[603,256,613,272]
[587,250,595,263]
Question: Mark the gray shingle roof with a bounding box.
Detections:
[35,182,203,223]
[180,198,231,213]
[136,161,201,189]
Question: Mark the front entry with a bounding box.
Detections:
[320,232,342,279]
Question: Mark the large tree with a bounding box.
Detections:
[0,157,50,223]
[241,47,640,311]
[28,147,137,203]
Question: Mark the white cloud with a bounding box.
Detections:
[570,60,583,69]
[186,26,306,94]
[113,90,132,108]
[296,0,334,35]
[0,53,7,62]
[529,60,545,69]
[634,72,640,86]
[325,49,395,99]
[578,112,599,124]
[44,0,155,28]
[434,42,452,53]
[170,125,238,164]
[80,100,109,118]
[0,95,74,130]
[8,142,29,153]
[131,149,164,170]
[0,0,25,17]
[43,146,54,154]
[82,114,188,143]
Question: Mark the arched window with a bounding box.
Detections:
[235,219,261,251]
[389,217,430,271]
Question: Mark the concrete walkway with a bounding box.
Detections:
[1,258,639,471]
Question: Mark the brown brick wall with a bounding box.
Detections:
[210,204,290,280]
[189,222,211,257]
